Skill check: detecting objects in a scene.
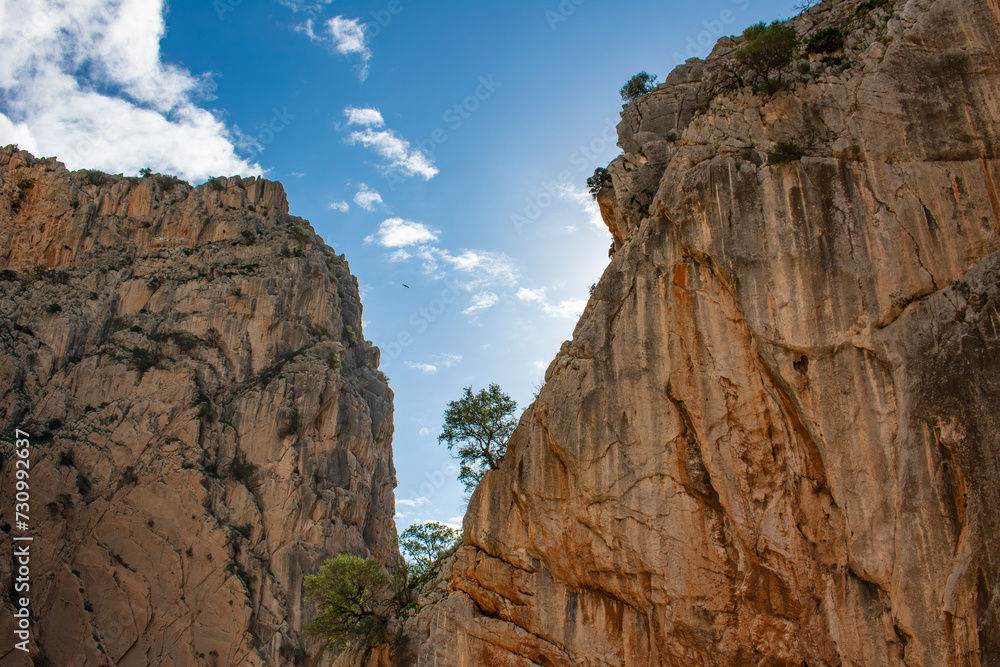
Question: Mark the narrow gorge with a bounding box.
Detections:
[2,0,1000,664]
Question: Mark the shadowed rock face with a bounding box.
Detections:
[405,0,1000,664]
[0,146,398,666]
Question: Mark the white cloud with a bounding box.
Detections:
[445,516,464,530]
[328,200,349,212]
[290,171,305,177]
[353,183,383,211]
[464,292,498,315]
[517,287,587,319]
[554,182,606,230]
[344,106,384,127]
[418,427,431,437]
[0,1,260,183]
[533,360,548,370]
[298,16,372,81]
[347,127,438,179]
[405,362,437,373]
[431,353,462,367]
[396,497,430,508]
[278,0,332,11]
[365,218,439,247]
[388,248,411,262]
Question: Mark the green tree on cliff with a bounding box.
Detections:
[399,521,462,582]
[439,384,517,493]
[734,21,799,86]
[619,71,658,102]
[303,554,392,650]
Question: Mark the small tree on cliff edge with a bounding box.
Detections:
[620,71,658,102]
[439,384,517,493]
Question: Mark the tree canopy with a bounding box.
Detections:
[303,554,391,650]
[439,383,517,493]
[399,521,462,580]
[734,21,799,85]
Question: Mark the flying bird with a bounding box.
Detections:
[402,284,410,288]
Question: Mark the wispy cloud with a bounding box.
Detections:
[298,16,372,80]
[464,292,499,315]
[347,127,438,179]
[517,287,587,319]
[344,106,384,128]
[354,183,383,211]
[0,1,260,182]
[278,0,333,12]
[554,182,605,230]
[418,427,432,437]
[431,353,462,367]
[328,200,349,212]
[365,218,439,247]
[405,361,438,373]
[396,497,430,508]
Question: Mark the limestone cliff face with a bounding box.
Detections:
[407,0,1000,664]
[0,146,398,666]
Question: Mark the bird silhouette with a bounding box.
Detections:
[402,284,410,288]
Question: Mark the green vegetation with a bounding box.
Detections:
[130,347,162,374]
[277,410,301,438]
[805,27,844,54]
[619,71,658,102]
[856,0,890,13]
[734,21,800,88]
[304,555,394,650]
[439,384,517,493]
[227,454,258,483]
[80,169,113,187]
[343,325,359,346]
[399,521,461,583]
[768,141,807,164]
[587,167,613,198]
[290,225,311,241]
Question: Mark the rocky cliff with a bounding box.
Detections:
[406,0,1000,664]
[0,146,398,666]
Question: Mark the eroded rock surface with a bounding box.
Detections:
[0,146,398,666]
[406,0,1000,664]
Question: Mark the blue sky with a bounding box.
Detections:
[0,0,795,532]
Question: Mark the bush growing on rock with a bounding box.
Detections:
[619,71,658,102]
[806,27,845,53]
[587,167,613,197]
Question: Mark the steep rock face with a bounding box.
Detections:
[0,147,398,666]
[407,0,1000,664]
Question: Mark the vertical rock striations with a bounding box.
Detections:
[0,146,398,666]
[408,0,1000,664]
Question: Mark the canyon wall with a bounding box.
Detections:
[406,0,1000,664]
[0,146,398,666]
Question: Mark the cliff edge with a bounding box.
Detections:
[405,0,1000,664]
[0,146,398,666]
